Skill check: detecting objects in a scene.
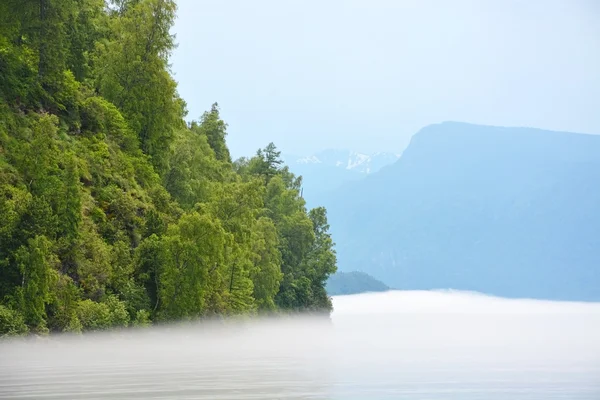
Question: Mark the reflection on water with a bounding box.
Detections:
[1,290,600,399]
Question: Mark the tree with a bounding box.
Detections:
[261,175,316,311]
[17,114,61,198]
[249,142,284,180]
[15,235,57,331]
[195,103,231,163]
[37,0,72,88]
[164,125,224,209]
[202,180,265,313]
[0,305,29,337]
[0,0,338,335]
[65,0,106,82]
[302,207,337,311]
[60,154,82,241]
[95,0,185,173]
[0,186,30,297]
[157,212,227,320]
[250,217,283,311]
[135,234,165,314]
[0,0,93,112]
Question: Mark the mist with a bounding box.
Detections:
[2,291,599,399]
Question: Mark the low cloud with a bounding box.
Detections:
[1,290,599,399]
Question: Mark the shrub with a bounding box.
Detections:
[133,310,151,327]
[105,295,130,328]
[76,299,111,331]
[0,305,29,337]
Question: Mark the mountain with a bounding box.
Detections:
[326,271,390,296]
[287,149,400,174]
[323,122,600,302]
[283,150,400,208]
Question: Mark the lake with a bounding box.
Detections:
[1,290,599,399]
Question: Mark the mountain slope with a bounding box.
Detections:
[324,122,600,301]
[283,150,400,208]
[288,149,400,174]
[326,271,389,296]
[0,0,337,335]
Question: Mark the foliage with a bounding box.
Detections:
[76,299,111,331]
[0,305,29,337]
[0,0,336,336]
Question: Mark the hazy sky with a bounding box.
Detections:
[171,0,600,158]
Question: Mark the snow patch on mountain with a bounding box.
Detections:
[285,149,400,174]
[296,155,322,164]
[346,152,371,172]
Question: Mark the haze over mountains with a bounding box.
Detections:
[284,150,400,174]
[312,122,600,301]
[326,271,389,296]
[283,150,399,209]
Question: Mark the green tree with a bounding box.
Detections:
[204,180,266,313]
[57,152,83,279]
[76,299,111,330]
[0,305,29,337]
[65,0,106,82]
[15,235,57,331]
[249,142,283,181]
[17,114,61,198]
[195,103,231,163]
[95,0,185,173]
[135,234,166,314]
[0,0,338,335]
[250,217,283,311]
[164,126,224,209]
[302,207,337,311]
[46,273,81,332]
[0,186,30,297]
[158,212,227,320]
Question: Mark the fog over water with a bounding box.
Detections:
[2,290,600,399]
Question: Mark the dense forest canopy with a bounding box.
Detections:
[0,0,337,336]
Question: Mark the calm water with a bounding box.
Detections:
[1,290,600,399]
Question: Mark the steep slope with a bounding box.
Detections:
[0,0,337,336]
[325,122,600,301]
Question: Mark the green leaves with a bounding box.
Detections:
[197,103,231,163]
[75,295,130,331]
[250,218,282,311]
[0,0,337,335]
[157,212,227,320]
[95,0,183,174]
[0,305,28,337]
[15,235,57,331]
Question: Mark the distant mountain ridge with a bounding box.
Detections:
[287,149,400,174]
[322,122,600,302]
[326,271,390,296]
[283,149,400,208]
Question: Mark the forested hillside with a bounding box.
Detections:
[0,0,336,336]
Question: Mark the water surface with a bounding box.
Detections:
[1,290,599,399]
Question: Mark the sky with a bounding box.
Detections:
[170,0,600,159]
